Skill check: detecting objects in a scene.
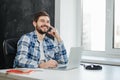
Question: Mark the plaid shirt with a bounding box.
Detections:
[13,31,68,68]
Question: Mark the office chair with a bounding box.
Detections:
[3,38,19,69]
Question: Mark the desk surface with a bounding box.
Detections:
[0,64,120,80]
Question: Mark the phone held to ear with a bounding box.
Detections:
[47,27,55,35]
[47,27,52,32]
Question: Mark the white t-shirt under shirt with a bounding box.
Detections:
[39,40,45,62]
[39,39,59,63]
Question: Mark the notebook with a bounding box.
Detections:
[53,47,82,70]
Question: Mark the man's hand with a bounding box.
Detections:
[48,26,62,42]
[39,59,58,68]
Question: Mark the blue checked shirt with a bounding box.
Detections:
[13,31,68,68]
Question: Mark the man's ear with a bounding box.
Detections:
[33,21,36,28]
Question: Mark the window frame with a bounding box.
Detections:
[81,0,120,55]
[82,0,120,60]
[106,0,120,54]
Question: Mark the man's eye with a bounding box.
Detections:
[40,20,45,22]
[47,21,50,23]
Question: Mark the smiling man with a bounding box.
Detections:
[13,11,68,68]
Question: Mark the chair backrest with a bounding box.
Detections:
[3,38,19,69]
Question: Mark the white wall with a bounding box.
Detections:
[55,0,82,54]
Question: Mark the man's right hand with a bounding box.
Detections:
[39,59,58,68]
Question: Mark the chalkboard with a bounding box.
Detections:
[0,0,55,69]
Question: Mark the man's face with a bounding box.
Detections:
[34,16,50,34]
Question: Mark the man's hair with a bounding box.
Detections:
[33,11,50,22]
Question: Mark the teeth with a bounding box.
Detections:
[42,26,47,28]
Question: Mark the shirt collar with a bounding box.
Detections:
[33,30,49,42]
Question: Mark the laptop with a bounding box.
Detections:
[53,47,82,70]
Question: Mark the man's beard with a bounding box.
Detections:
[36,25,48,35]
[37,29,47,35]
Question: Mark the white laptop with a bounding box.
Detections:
[53,47,82,70]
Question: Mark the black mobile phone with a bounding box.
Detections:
[47,27,52,33]
[46,27,54,40]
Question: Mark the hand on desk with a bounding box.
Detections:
[39,59,58,69]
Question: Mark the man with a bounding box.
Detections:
[13,11,68,68]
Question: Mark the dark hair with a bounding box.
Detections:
[33,11,50,22]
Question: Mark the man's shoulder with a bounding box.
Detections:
[19,31,36,42]
[20,31,35,38]
[25,31,35,36]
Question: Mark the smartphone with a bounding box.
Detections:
[46,27,54,40]
[47,27,52,33]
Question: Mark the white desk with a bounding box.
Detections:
[0,64,120,80]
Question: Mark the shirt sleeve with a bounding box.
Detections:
[13,35,38,68]
[53,39,68,64]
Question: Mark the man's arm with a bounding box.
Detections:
[48,26,68,64]
[13,35,38,68]
[54,41,68,64]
